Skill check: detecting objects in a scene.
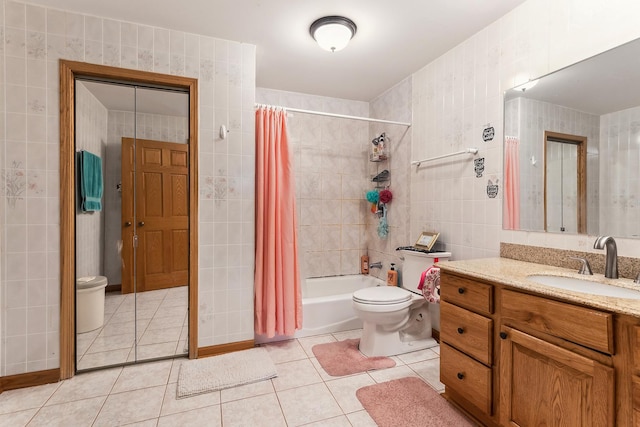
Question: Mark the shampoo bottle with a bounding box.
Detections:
[387,263,398,286]
[361,255,369,275]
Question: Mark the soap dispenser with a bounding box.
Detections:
[387,263,398,286]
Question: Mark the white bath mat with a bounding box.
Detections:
[177,347,277,399]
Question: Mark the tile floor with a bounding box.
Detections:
[77,286,189,371]
[0,328,444,426]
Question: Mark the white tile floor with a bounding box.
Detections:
[0,329,444,426]
[77,287,189,371]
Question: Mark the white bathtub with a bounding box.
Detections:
[255,274,382,344]
[295,274,383,338]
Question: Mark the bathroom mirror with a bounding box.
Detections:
[503,37,640,239]
[60,61,198,378]
[75,79,190,371]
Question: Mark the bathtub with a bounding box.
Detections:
[295,274,383,338]
[255,274,382,344]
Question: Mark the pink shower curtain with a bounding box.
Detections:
[504,136,520,229]
[254,107,302,337]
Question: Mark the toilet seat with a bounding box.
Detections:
[353,286,411,305]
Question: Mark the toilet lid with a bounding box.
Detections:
[353,286,411,305]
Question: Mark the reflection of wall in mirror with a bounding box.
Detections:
[504,97,600,234]
[75,82,107,279]
[599,106,640,238]
[103,110,189,286]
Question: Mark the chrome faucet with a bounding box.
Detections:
[369,262,382,269]
[593,236,618,279]
[569,257,593,275]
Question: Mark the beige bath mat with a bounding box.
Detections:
[177,347,277,398]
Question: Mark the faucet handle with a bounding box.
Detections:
[569,257,593,275]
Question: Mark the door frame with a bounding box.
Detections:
[59,60,199,379]
[543,130,587,234]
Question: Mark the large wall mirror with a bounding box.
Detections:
[503,37,640,239]
[60,61,198,378]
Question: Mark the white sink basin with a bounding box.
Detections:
[527,275,640,299]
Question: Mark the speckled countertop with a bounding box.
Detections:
[438,258,640,318]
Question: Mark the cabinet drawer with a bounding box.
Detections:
[440,301,492,365]
[501,289,613,354]
[441,272,493,315]
[441,343,492,414]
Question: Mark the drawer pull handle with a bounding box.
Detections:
[500,332,507,340]
[457,327,464,334]
[458,287,465,294]
[457,372,464,380]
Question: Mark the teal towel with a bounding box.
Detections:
[80,150,103,212]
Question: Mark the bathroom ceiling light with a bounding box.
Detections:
[310,16,357,52]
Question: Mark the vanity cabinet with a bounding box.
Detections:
[440,270,638,427]
[439,273,495,424]
[499,327,614,426]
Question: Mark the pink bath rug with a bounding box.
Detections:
[356,377,476,427]
[311,338,395,376]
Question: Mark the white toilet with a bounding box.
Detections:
[352,250,451,357]
[76,276,108,333]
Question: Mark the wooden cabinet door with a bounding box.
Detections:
[499,326,614,427]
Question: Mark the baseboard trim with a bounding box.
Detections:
[198,340,255,358]
[1,368,60,393]
[432,328,440,343]
[105,284,122,293]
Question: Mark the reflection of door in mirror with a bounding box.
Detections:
[121,138,189,293]
[543,131,586,234]
[75,79,190,371]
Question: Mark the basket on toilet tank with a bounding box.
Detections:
[76,276,108,333]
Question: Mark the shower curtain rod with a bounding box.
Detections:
[255,103,411,127]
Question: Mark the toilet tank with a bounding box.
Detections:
[399,250,451,293]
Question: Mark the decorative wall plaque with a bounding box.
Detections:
[474,158,485,178]
[486,179,499,198]
[482,126,495,141]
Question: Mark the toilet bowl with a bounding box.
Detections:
[76,276,108,333]
[352,250,451,357]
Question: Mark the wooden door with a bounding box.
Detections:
[499,326,615,426]
[121,137,189,293]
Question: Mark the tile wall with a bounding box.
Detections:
[412,0,640,260]
[0,0,256,375]
[256,88,370,279]
[367,77,414,281]
[599,106,640,238]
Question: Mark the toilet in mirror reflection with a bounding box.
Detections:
[75,79,190,371]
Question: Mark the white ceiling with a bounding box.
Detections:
[30,0,526,101]
[79,80,189,116]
